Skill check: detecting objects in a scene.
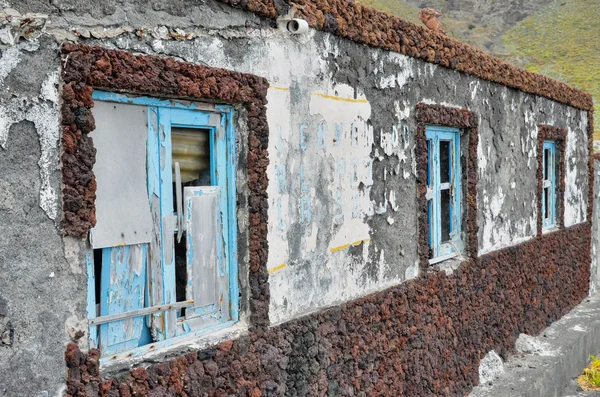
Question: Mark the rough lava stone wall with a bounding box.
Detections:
[65,224,591,396]
[537,125,567,234]
[60,43,271,328]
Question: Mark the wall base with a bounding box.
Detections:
[470,293,600,397]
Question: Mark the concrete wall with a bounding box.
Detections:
[0,35,91,396]
[591,159,600,294]
[0,0,592,395]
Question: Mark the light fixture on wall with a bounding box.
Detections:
[286,18,309,34]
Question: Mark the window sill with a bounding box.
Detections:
[429,254,466,276]
[542,226,560,234]
[99,320,248,373]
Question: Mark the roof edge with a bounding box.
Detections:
[216,0,594,112]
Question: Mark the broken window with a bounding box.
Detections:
[426,126,463,264]
[542,140,557,230]
[86,92,238,363]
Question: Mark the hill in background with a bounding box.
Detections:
[501,0,599,140]
[361,0,599,140]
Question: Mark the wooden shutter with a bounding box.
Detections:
[184,186,222,320]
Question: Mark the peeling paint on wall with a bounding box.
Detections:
[0,40,39,148]
[34,71,60,221]
[0,43,59,220]
[564,114,589,227]
[265,80,408,324]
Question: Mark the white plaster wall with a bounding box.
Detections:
[265,83,381,323]
[476,93,590,255]
[0,20,586,326]
[564,112,589,227]
[142,31,420,324]
[475,88,538,256]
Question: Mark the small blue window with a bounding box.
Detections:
[426,126,462,263]
[542,141,557,230]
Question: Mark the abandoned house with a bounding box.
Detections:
[0,0,596,396]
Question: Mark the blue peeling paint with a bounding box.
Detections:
[276,165,287,194]
[351,122,359,147]
[158,106,177,340]
[317,121,327,150]
[301,196,312,224]
[300,123,309,151]
[92,91,232,113]
[334,123,343,146]
[85,249,98,349]
[99,244,148,355]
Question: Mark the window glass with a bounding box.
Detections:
[440,189,451,242]
[440,140,450,184]
[543,148,550,181]
[171,127,211,184]
[171,127,211,307]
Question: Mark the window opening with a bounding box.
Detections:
[93,248,102,314]
[542,140,557,229]
[85,92,238,364]
[171,127,212,314]
[425,126,462,264]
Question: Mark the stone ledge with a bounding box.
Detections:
[470,293,600,397]
[563,378,600,396]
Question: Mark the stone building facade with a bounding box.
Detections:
[0,0,594,396]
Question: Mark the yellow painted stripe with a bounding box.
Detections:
[269,86,290,91]
[330,238,371,253]
[268,263,287,274]
[330,243,351,253]
[310,92,369,103]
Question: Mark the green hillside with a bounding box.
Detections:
[358,0,498,51]
[501,0,600,139]
[360,0,598,140]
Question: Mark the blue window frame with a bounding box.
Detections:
[426,126,462,263]
[86,92,239,364]
[542,140,557,230]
